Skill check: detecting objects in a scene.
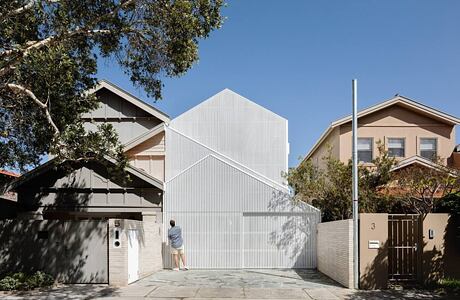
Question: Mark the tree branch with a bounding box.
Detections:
[2,0,36,20]
[5,83,60,135]
[0,29,113,77]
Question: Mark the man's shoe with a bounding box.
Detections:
[172,268,179,271]
[182,266,189,271]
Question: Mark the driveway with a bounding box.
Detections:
[0,269,454,299]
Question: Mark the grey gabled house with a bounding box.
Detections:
[6,81,319,285]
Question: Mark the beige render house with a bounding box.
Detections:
[304,95,460,170]
[308,95,460,289]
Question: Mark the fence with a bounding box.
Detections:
[0,219,108,283]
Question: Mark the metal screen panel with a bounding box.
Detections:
[163,212,242,269]
[243,213,317,268]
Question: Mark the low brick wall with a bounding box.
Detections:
[317,219,354,288]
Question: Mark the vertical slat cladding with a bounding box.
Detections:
[169,90,288,185]
[164,154,319,269]
[242,213,315,268]
[164,93,319,269]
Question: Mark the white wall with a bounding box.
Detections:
[170,89,288,185]
[163,154,319,269]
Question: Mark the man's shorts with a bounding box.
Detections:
[171,245,184,255]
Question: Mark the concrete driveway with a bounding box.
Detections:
[108,269,345,299]
[0,269,454,299]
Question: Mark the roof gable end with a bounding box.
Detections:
[88,80,170,123]
[173,88,287,123]
[304,95,460,161]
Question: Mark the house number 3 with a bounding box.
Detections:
[371,223,375,230]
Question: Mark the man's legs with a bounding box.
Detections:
[173,254,179,270]
[179,249,188,270]
[180,253,187,267]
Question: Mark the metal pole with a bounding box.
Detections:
[352,79,359,289]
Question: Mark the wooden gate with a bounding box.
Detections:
[388,214,421,282]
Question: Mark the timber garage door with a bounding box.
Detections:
[163,212,317,269]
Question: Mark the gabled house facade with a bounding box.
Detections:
[163,89,319,269]
[13,81,167,221]
[6,81,170,285]
[304,95,460,170]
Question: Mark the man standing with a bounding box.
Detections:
[168,219,188,271]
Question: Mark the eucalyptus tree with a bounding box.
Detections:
[0,0,223,171]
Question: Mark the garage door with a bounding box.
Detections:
[243,213,315,268]
[163,212,317,269]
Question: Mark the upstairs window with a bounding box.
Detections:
[420,138,437,161]
[358,138,373,163]
[388,138,405,158]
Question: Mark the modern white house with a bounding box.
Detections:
[163,89,319,269]
[6,82,320,285]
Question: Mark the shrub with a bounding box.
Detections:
[0,271,54,291]
[26,271,54,289]
[439,278,460,290]
[0,276,21,291]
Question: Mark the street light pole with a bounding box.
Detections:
[352,79,359,289]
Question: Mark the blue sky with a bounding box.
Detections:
[97,0,460,167]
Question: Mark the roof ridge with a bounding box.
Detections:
[172,88,287,123]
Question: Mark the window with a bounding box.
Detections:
[388,138,405,157]
[420,138,437,160]
[358,138,373,163]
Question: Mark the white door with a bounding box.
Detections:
[128,230,139,283]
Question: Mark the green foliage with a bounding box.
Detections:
[0,0,224,171]
[435,193,460,216]
[438,278,460,290]
[0,271,54,291]
[287,142,397,221]
[392,159,460,216]
[0,275,19,291]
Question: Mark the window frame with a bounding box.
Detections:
[357,137,374,163]
[387,137,406,158]
[419,137,438,161]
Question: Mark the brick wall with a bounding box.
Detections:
[317,219,354,288]
[108,213,163,286]
[139,213,163,276]
[108,219,128,286]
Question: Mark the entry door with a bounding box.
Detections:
[388,214,421,282]
[127,230,139,283]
